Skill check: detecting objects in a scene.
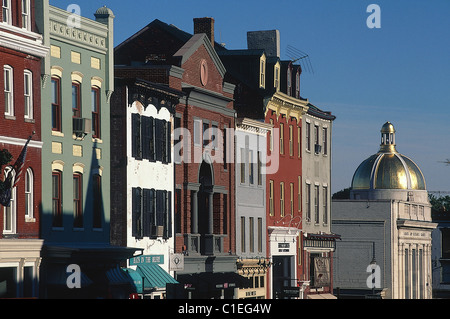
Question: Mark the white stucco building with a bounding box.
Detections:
[110,79,184,298]
[332,122,437,299]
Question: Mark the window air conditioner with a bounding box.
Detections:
[73,118,92,138]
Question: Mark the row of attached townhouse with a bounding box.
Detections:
[0,1,338,299]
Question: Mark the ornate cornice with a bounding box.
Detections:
[265,91,309,121]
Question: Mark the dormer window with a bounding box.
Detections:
[287,66,292,96]
[295,71,300,98]
[259,55,266,88]
[274,62,280,91]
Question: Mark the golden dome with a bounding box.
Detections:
[351,122,426,191]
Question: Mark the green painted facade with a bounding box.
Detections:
[39,2,115,244]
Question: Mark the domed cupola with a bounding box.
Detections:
[350,122,427,202]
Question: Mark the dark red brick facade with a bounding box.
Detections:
[0,0,42,239]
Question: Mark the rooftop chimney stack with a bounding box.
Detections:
[194,17,215,46]
[247,30,280,58]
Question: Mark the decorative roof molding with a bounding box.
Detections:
[49,6,108,54]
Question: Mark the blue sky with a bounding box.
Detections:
[51,0,450,194]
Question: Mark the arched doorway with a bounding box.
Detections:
[198,161,213,240]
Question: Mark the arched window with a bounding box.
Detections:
[25,168,34,219]
[51,77,61,131]
[91,86,101,138]
[52,170,62,227]
[73,172,83,228]
[3,166,16,233]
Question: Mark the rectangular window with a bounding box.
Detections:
[306,183,311,221]
[314,125,319,147]
[241,217,246,253]
[274,65,280,91]
[323,186,328,224]
[52,171,62,227]
[269,119,274,152]
[73,173,83,228]
[306,122,311,152]
[72,82,81,118]
[21,0,30,29]
[25,169,33,219]
[289,125,293,156]
[194,119,202,146]
[280,182,285,217]
[51,77,61,131]
[24,71,33,119]
[405,249,409,299]
[203,122,209,147]
[280,122,284,155]
[2,0,11,24]
[93,175,102,229]
[212,124,218,149]
[249,217,254,253]
[249,150,254,185]
[296,72,300,98]
[91,87,101,138]
[290,183,294,214]
[269,180,274,216]
[298,127,301,158]
[323,127,328,155]
[4,65,13,116]
[260,58,265,88]
[257,151,262,186]
[240,148,245,184]
[287,69,292,96]
[223,125,228,169]
[314,185,319,224]
[298,176,302,211]
[258,218,263,253]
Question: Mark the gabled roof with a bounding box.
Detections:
[173,33,226,78]
[115,19,192,52]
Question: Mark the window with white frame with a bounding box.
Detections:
[3,167,16,233]
[24,70,33,119]
[21,0,31,30]
[274,63,280,91]
[2,0,11,24]
[25,168,34,219]
[4,65,14,116]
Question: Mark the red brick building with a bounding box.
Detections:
[218,31,309,299]
[0,0,48,298]
[115,18,245,299]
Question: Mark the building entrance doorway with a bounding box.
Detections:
[272,256,293,299]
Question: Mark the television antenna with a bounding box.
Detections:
[286,45,314,74]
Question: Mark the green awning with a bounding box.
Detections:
[124,269,144,293]
[126,265,178,293]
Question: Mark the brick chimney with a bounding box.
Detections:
[194,17,215,46]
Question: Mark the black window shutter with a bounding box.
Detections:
[142,188,152,237]
[155,119,163,162]
[132,114,142,159]
[141,116,150,160]
[132,187,142,238]
[165,191,172,239]
[156,190,164,227]
[166,121,172,164]
[149,117,155,161]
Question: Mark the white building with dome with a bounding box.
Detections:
[332,122,437,299]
